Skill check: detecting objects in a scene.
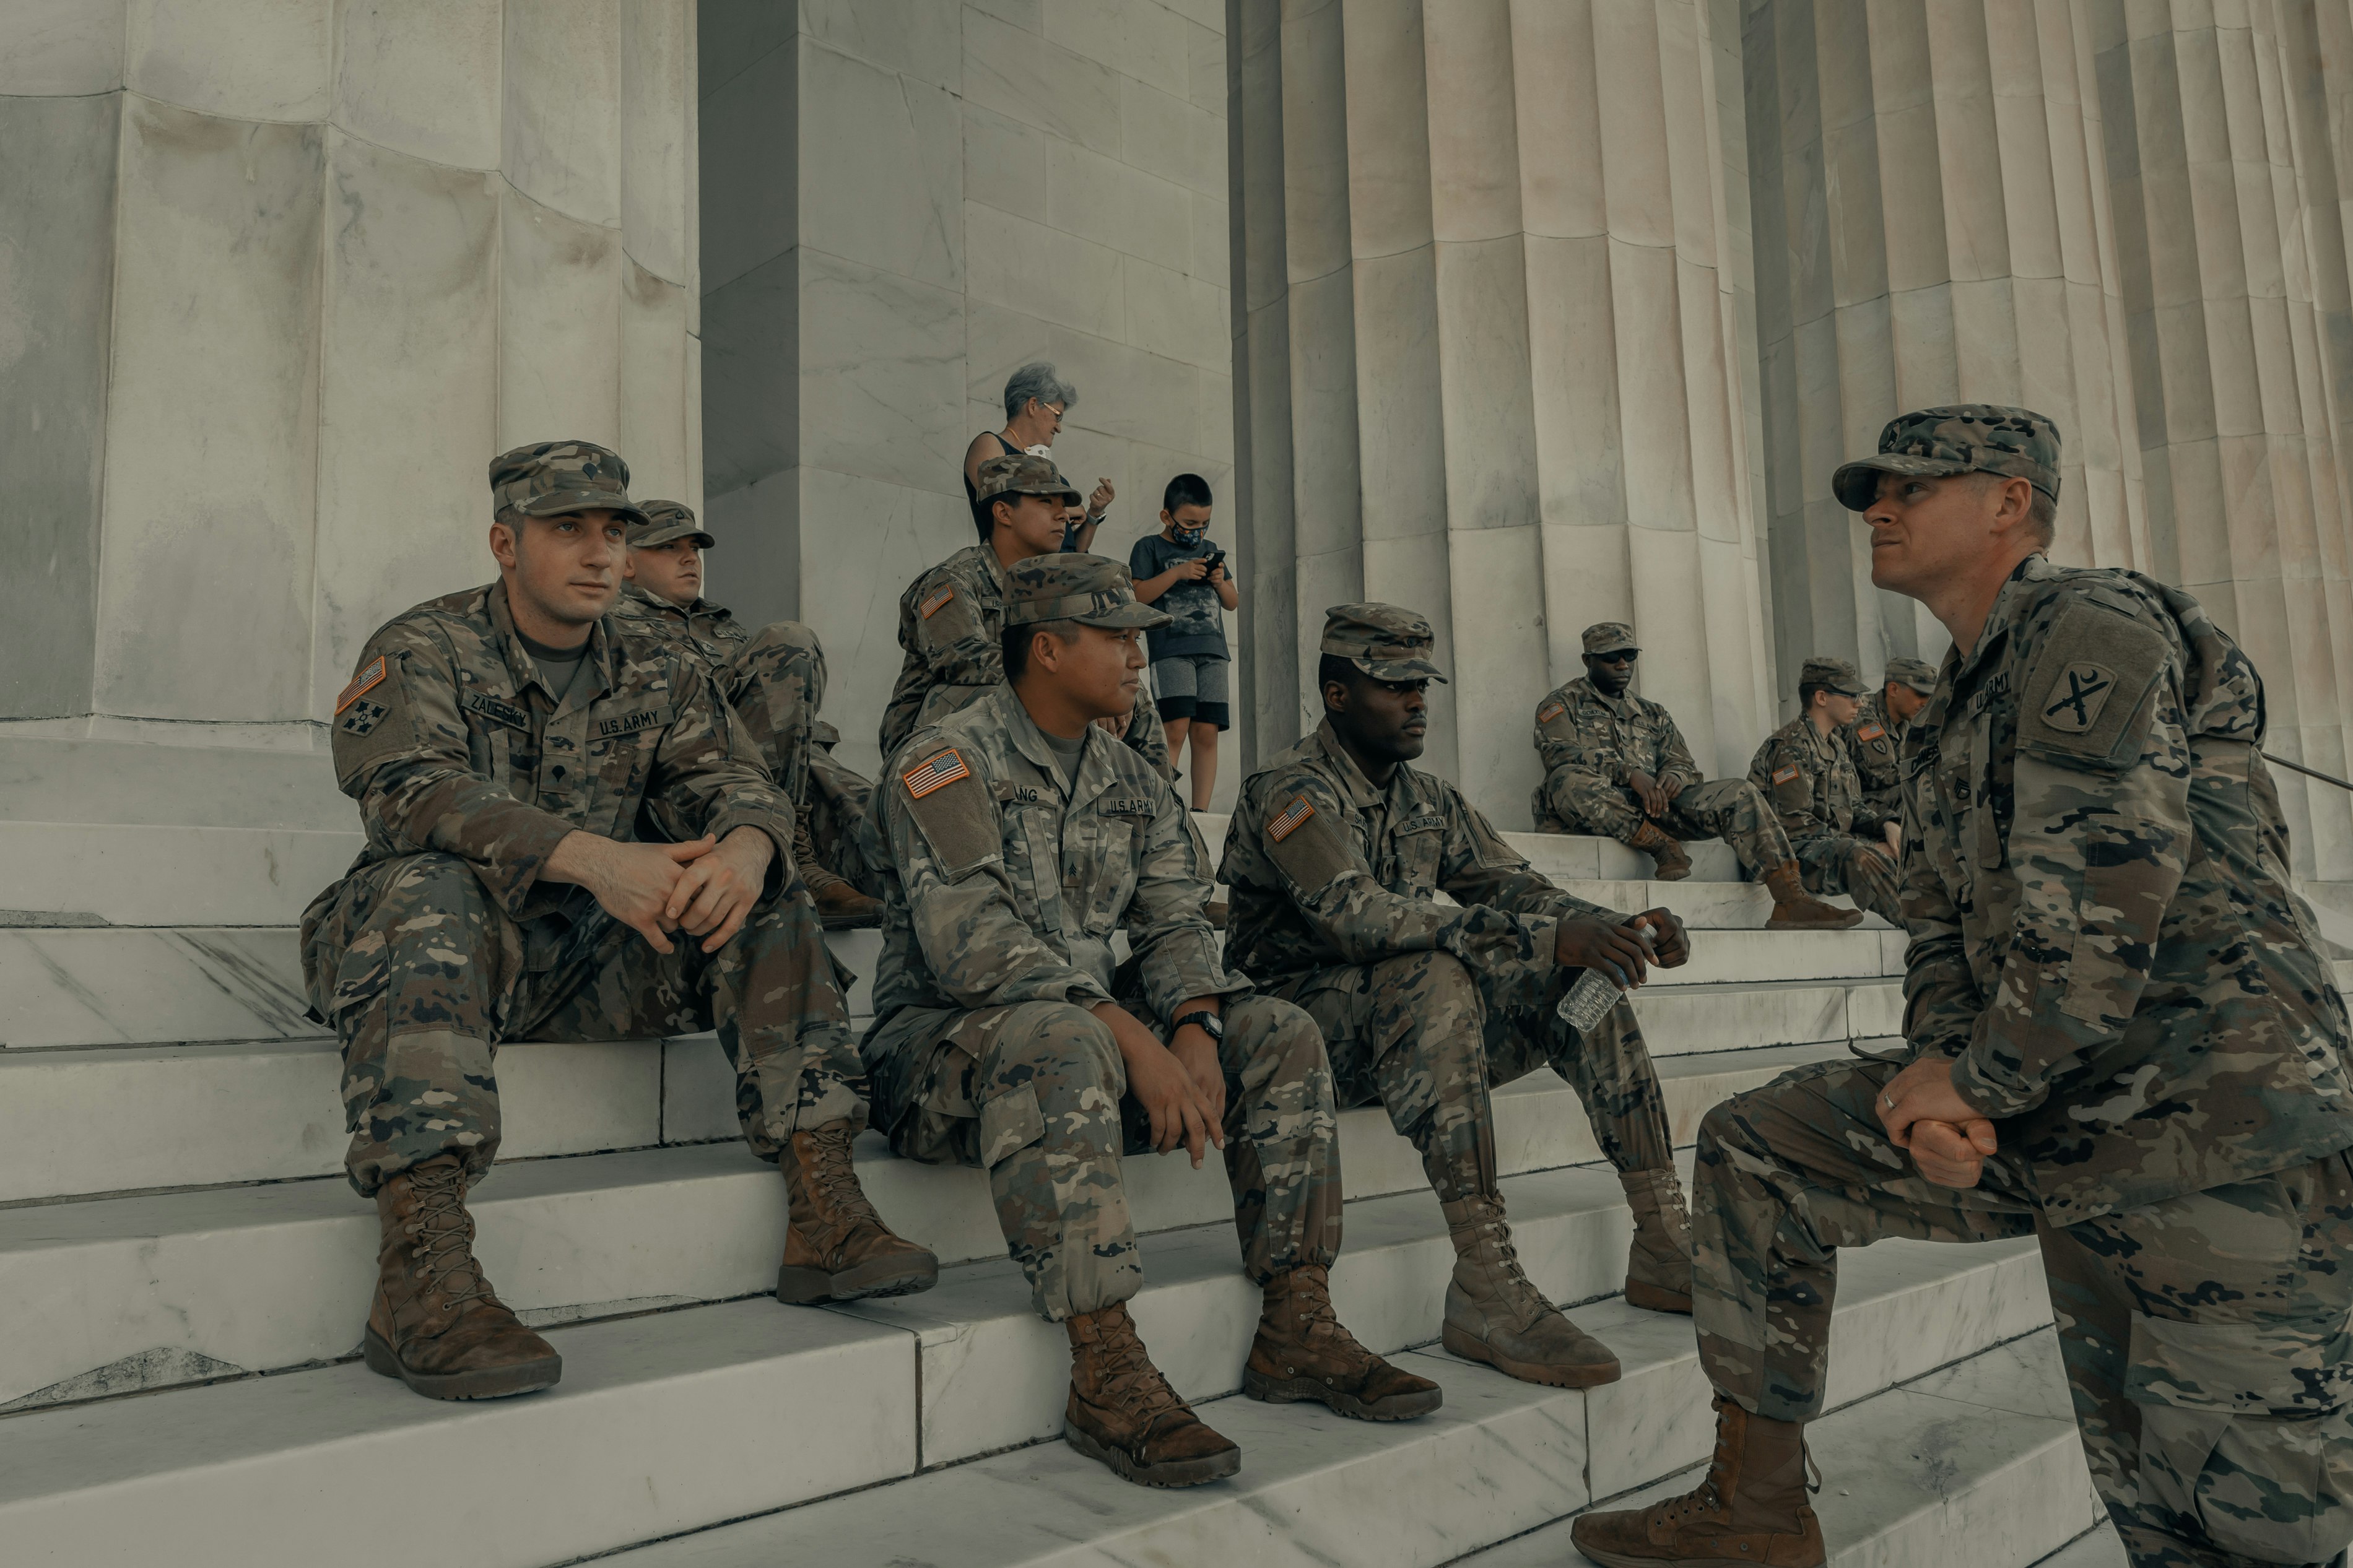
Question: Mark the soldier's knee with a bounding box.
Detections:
[380,852,498,926]
[1233,996,1333,1078]
[1697,1098,1747,1159]
[998,1001,1123,1094]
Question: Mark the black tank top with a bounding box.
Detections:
[963,430,1021,505]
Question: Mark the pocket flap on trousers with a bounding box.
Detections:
[977,1085,1046,1169]
[2129,1310,2353,1416]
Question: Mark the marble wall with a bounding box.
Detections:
[698,0,1238,792]
[0,0,703,733]
[1229,0,1777,816]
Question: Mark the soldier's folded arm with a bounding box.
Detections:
[1122,784,1249,1020]
[1951,622,2194,1121]
[1897,842,1978,1064]
[335,628,579,918]
[881,743,1110,1011]
[643,664,801,878]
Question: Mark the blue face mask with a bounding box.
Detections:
[1172,523,1207,547]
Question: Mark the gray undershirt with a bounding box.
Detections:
[1041,727,1088,794]
[516,629,593,708]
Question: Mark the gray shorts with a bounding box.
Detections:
[1150,654,1229,729]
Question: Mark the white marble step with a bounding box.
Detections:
[0,820,365,926]
[1456,1329,2100,1568]
[588,1242,2052,1568]
[0,1046,1846,1405]
[1634,976,1903,1058]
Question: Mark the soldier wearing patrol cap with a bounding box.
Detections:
[1531,622,1861,932]
[1844,655,1938,830]
[865,555,1438,1488]
[1220,604,1700,1393]
[301,441,936,1406]
[1577,405,2353,1568]
[615,500,883,928]
[880,453,1172,776]
[1744,656,1904,927]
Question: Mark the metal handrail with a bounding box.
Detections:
[2267,752,2353,794]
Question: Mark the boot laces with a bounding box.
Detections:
[1285,1278,1378,1372]
[407,1164,490,1311]
[1095,1323,1186,1422]
[1472,1211,1555,1322]
[804,1124,881,1221]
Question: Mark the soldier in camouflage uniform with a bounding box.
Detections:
[1745,657,1905,927]
[864,556,1440,1489]
[1531,622,1861,932]
[615,501,881,927]
[1843,655,1938,830]
[1221,604,1698,1394]
[1577,407,2353,1568]
[881,453,1172,776]
[804,718,881,896]
[300,443,934,1405]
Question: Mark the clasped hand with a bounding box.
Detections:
[1874,1055,1998,1188]
[549,826,774,955]
[1555,907,1689,990]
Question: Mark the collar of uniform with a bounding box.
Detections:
[1311,718,1387,811]
[620,583,685,622]
[1572,676,1633,717]
[1948,552,2050,688]
[991,683,1117,808]
[487,579,617,705]
[1798,714,1838,761]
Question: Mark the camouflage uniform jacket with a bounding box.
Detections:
[1221,718,1621,990]
[879,544,1169,773]
[1749,714,1887,839]
[868,684,1242,1031]
[611,583,750,670]
[1842,691,1905,799]
[1533,677,1700,789]
[1903,553,2353,1222]
[321,581,796,923]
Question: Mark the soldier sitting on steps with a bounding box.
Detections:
[1843,654,1936,834]
[300,441,936,1405]
[614,500,882,929]
[863,555,1441,1490]
[1529,622,1861,932]
[1746,656,1907,928]
[1219,603,1698,1395]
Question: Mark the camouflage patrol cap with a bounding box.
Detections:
[1882,656,1939,696]
[1581,622,1640,657]
[1831,404,2062,512]
[1800,656,1868,698]
[630,500,715,550]
[976,452,1082,507]
[1003,553,1170,630]
[1322,603,1448,685]
[487,440,650,527]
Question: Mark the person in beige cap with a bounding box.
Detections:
[1844,655,1938,833]
[616,500,882,928]
[865,557,1437,1489]
[300,441,936,1405]
[881,452,1169,775]
[1743,656,1903,925]
[1531,623,1861,932]
[1220,603,1700,1393]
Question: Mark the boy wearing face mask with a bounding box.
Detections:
[1129,474,1237,810]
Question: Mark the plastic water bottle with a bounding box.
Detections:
[1556,919,1658,1033]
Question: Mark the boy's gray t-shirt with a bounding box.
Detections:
[1128,534,1229,661]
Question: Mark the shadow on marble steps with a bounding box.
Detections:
[0,920,1905,1052]
[0,1214,2052,1568]
[0,1046,1846,1406]
[1453,1328,2101,1568]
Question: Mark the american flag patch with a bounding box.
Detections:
[1268,795,1316,842]
[335,656,387,714]
[1537,701,1565,724]
[902,747,971,799]
[1858,722,1884,741]
[1772,764,1799,784]
[919,586,956,619]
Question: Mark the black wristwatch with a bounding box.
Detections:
[1171,1009,1225,1043]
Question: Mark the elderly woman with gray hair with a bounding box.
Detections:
[965,361,1115,552]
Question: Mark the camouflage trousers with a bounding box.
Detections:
[1533,770,1795,879]
[300,851,866,1196]
[1793,831,1903,925]
[720,622,825,810]
[1695,1054,2353,1568]
[863,995,1342,1322]
[807,744,880,896]
[1272,948,1673,1202]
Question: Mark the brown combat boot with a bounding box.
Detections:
[1629,820,1692,881]
[1762,862,1863,932]
[1571,1395,1825,1568]
[1620,1168,1694,1314]
[363,1155,562,1401]
[1440,1192,1621,1387]
[1064,1302,1242,1487]
[776,1120,939,1302]
[1244,1265,1444,1421]
[794,810,882,929]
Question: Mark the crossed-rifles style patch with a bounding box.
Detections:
[2040,662,2115,734]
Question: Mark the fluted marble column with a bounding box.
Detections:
[0,0,701,733]
[1232,0,1775,818]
